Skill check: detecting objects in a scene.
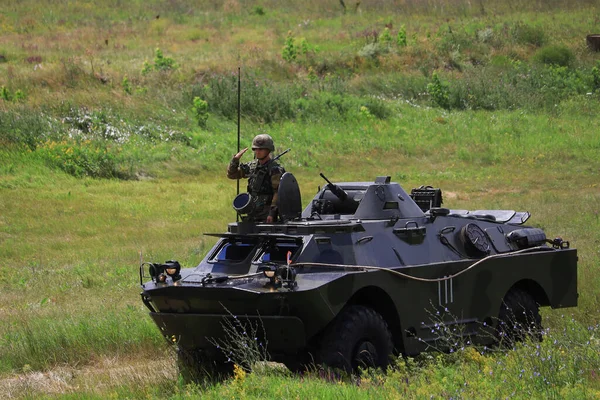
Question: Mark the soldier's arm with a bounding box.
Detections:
[227,148,249,179]
[228,157,254,179]
[227,157,244,179]
[269,166,284,218]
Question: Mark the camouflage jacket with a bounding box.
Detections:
[227,157,285,219]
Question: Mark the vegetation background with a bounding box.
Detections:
[1,0,599,398]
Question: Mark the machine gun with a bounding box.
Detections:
[320,173,349,202]
[314,173,359,215]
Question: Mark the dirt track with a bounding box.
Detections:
[0,355,175,399]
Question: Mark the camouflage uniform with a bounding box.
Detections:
[227,157,285,222]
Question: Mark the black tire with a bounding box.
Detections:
[318,305,393,373]
[497,287,542,346]
[177,348,234,384]
[282,351,314,374]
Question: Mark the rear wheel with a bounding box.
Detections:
[497,287,542,346]
[318,305,393,373]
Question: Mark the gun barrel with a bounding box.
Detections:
[320,173,349,202]
[272,148,291,162]
[319,173,334,186]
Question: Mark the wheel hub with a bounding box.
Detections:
[353,340,378,369]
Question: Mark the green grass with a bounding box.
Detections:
[1,0,600,398]
[13,319,600,399]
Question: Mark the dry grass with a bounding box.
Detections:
[1,354,175,399]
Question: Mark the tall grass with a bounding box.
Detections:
[11,318,600,398]
[0,308,162,373]
[1,0,600,397]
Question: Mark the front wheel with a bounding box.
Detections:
[318,305,393,373]
[497,287,542,347]
[177,347,234,384]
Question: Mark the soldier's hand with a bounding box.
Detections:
[233,147,248,160]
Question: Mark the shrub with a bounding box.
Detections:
[0,86,24,102]
[427,72,450,109]
[122,75,132,95]
[380,27,393,46]
[511,22,546,47]
[13,90,25,102]
[534,45,574,67]
[282,31,297,63]
[141,60,152,75]
[476,27,494,43]
[361,97,392,120]
[192,97,209,128]
[299,38,318,58]
[251,6,265,15]
[0,107,60,150]
[351,74,429,101]
[1,86,11,101]
[359,105,374,120]
[192,73,299,124]
[38,139,134,179]
[59,107,190,145]
[592,61,600,91]
[141,48,178,74]
[153,48,177,71]
[358,43,386,59]
[397,25,407,47]
[206,308,270,372]
[440,62,592,111]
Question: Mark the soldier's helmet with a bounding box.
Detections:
[251,134,275,152]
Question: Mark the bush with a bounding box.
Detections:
[122,75,132,95]
[192,97,209,128]
[380,27,393,46]
[295,91,351,121]
[37,139,135,179]
[0,107,60,150]
[282,31,297,63]
[397,25,407,47]
[534,45,574,67]
[251,6,265,16]
[441,64,590,111]
[141,48,177,75]
[427,72,450,109]
[361,97,392,120]
[358,43,386,60]
[592,61,600,91]
[351,74,429,101]
[511,22,546,47]
[192,73,299,124]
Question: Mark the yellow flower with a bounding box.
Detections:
[233,364,246,382]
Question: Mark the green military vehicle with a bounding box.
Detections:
[140,173,577,378]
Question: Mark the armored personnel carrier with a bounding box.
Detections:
[140,173,577,378]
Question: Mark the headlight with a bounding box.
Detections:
[264,270,276,278]
[257,264,297,289]
[164,260,182,282]
[149,260,182,283]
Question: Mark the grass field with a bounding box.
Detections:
[1,0,600,398]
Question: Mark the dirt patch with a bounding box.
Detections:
[0,355,176,399]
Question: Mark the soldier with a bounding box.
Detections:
[227,134,285,223]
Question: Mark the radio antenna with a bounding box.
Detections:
[236,66,241,222]
[237,66,241,197]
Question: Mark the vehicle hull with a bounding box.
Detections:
[142,248,577,358]
[140,176,579,371]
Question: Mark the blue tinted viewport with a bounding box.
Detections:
[261,242,299,263]
[214,242,254,262]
